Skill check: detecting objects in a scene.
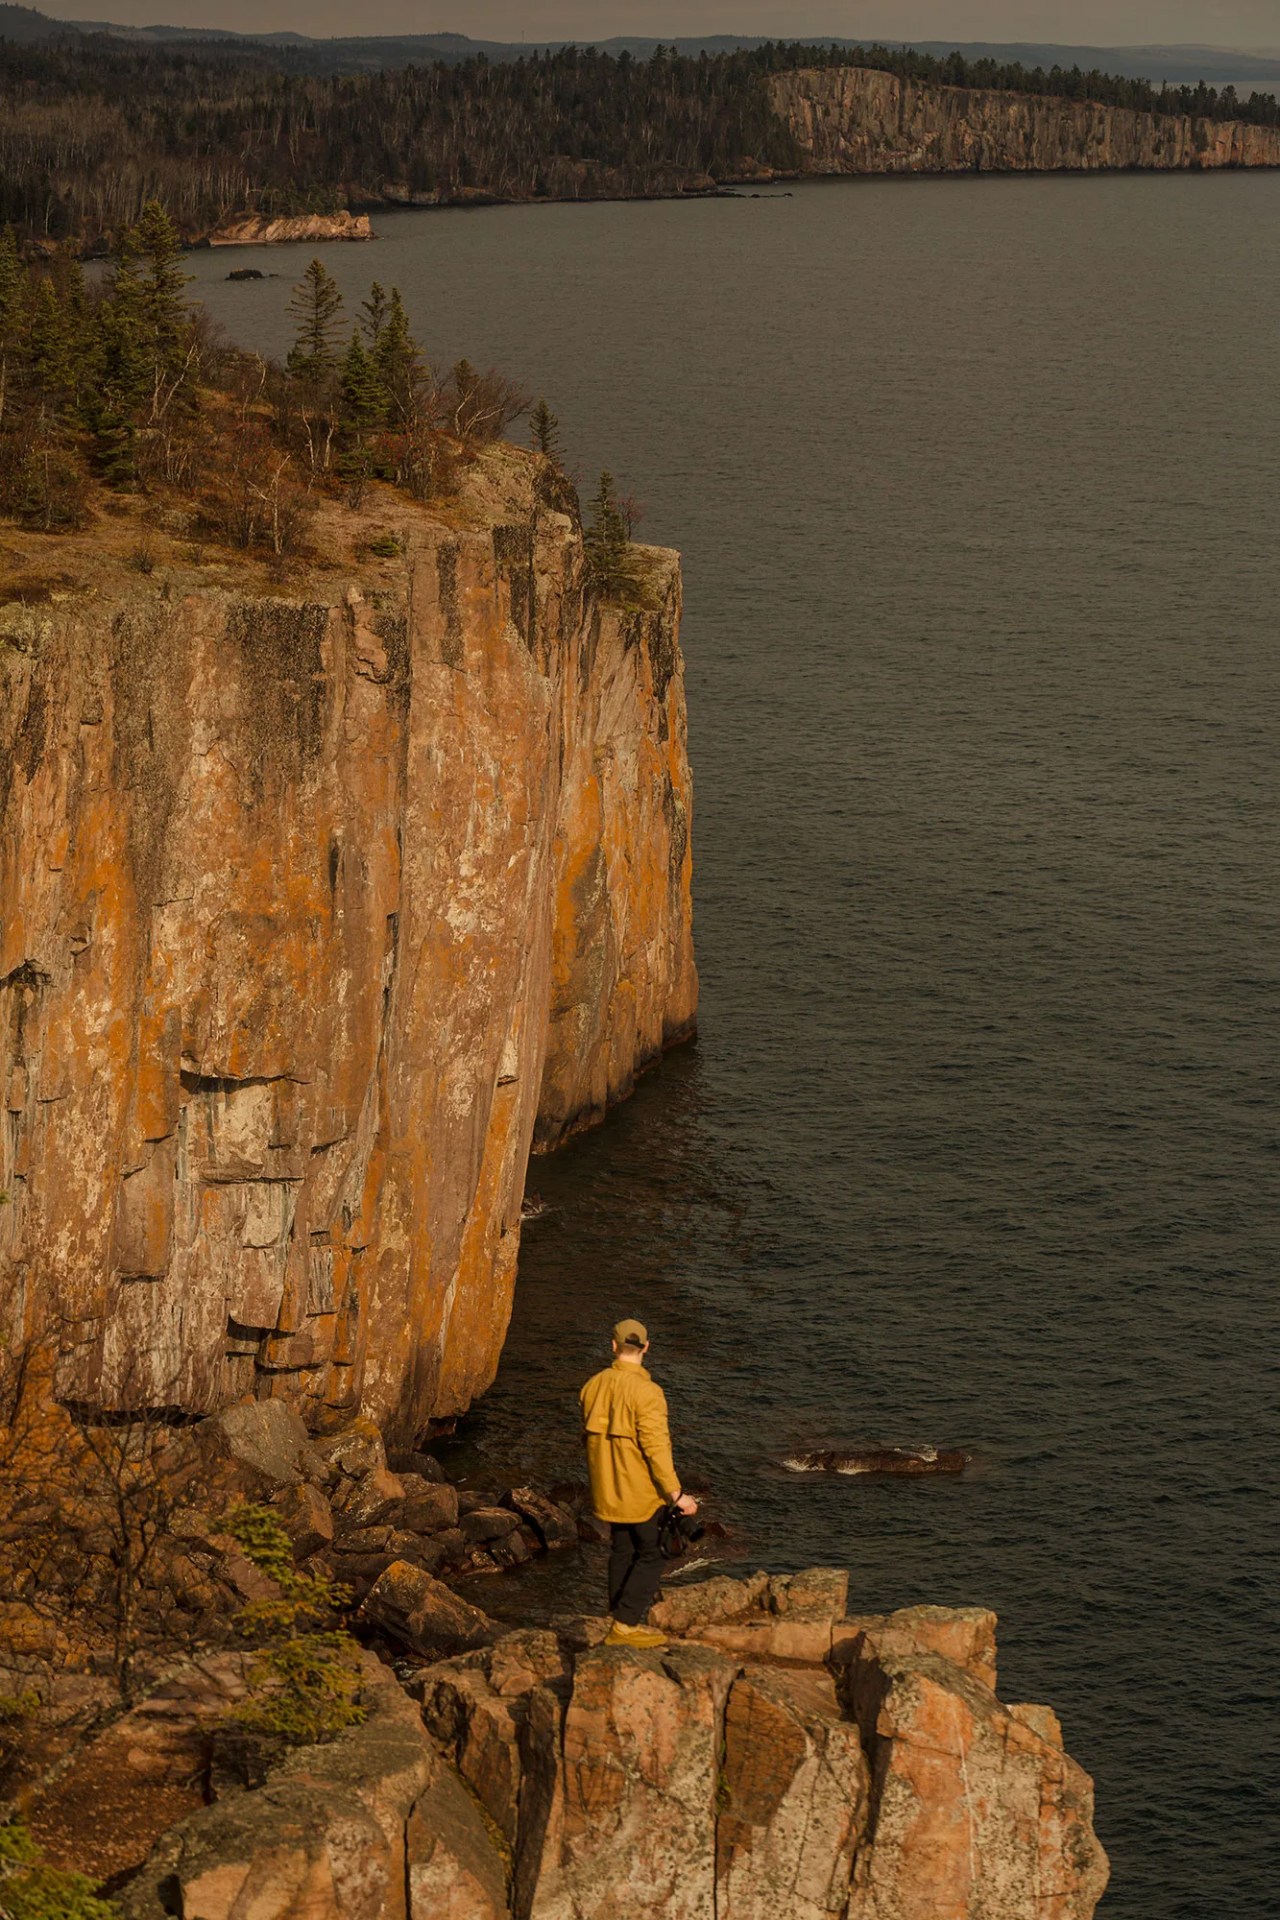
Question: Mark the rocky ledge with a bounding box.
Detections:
[114,1564,1108,1920]
[204,211,374,245]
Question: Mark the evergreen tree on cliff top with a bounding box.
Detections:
[530,399,562,463]
[287,258,344,384]
[136,200,193,386]
[584,470,633,601]
[373,288,423,426]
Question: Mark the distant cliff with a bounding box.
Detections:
[205,211,373,246]
[0,450,696,1438]
[772,66,1280,173]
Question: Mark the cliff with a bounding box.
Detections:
[205,211,374,245]
[771,65,1280,172]
[113,1568,1109,1920]
[0,452,696,1438]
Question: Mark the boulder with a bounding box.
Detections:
[428,1526,468,1570]
[717,1666,868,1920]
[489,1530,533,1570]
[696,1614,838,1665]
[652,1568,851,1663]
[502,1487,578,1551]
[193,1399,326,1495]
[120,1771,391,1919]
[340,1523,394,1553]
[272,1480,335,1559]
[486,1630,567,1697]
[459,1507,521,1544]
[386,1528,450,1571]
[547,1614,612,1654]
[335,1466,407,1528]
[313,1417,388,1486]
[399,1484,460,1533]
[359,1561,498,1658]
[843,1650,1109,1920]
[328,1550,399,1598]
[387,1450,451,1486]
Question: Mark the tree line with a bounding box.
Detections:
[0,212,638,605]
[0,209,526,546]
[2,38,1276,245]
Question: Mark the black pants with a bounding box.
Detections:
[607,1512,665,1626]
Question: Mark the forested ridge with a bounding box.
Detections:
[3,37,1279,245]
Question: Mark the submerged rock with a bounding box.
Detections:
[783,1445,969,1476]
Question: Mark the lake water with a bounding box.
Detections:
[188,174,1280,1918]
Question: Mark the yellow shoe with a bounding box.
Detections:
[605,1620,668,1649]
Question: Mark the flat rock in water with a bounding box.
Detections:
[782,1446,968,1476]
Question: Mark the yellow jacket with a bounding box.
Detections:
[579,1360,680,1524]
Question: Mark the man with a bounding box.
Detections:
[579,1318,699,1648]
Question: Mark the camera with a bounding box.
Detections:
[658,1503,706,1559]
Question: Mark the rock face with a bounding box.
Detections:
[206,210,374,245]
[0,452,696,1436]
[120,1574,1109,1920]
[772,66,1280,173]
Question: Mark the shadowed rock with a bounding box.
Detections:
[783,1446,968,1476]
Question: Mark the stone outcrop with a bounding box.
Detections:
[771,66,1280,173]
[205,210,374,245]
[119,1572,1108,1920]
[0,451,696,1437]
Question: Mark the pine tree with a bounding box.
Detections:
[530,398,562,462]
[136,200,192,385]
[584,470,632,600]
[87,229,152,484]
[360,281,389,346]
[27,281,77,417]
[373,288,422,424]
[286,258,344,384]
[0,227,23,427]
[339,330,386,431]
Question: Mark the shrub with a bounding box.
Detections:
[0,1823,119,1920]
[219,1503,364,1750]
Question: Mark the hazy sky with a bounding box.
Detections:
[58,2,1280,51]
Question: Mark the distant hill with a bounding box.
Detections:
[9,11,1280,92]
[0,1,78,39]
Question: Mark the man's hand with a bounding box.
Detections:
[675,1492,699,1516]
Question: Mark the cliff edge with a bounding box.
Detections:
[772,65,1280,172]
[115,1570,1109,1920]
[0,451,696,1437]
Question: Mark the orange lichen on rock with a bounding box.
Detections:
[0,449,696,1437]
